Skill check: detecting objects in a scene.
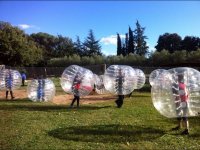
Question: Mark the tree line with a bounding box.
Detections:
[48,50,200,67]
[1,20,200,67]
[155,33,200,53]
[117,20,149,56]
[0,21,101,66]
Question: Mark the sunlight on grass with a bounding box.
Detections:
[0,92,200,149]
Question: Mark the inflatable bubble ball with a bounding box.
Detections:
[0,69,22,90]
[151,67,200,118]
[27,78,55,102]
[60,65,94,97]
[103,65,137,95]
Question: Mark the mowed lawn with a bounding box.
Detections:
[0,92,200,150]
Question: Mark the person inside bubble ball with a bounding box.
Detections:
[37,75,45,101]
[115,68,125,108]
[70,73,82,108]
[21,71,26,86]
[5,69,15,99]
[172,74,189,135]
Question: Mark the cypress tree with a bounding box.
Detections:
[128,26,134,54]
[117,33,122,55]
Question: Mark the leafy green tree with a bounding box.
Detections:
[82,29,102,56]
[0,21,42,66]
[155,33,182,53]
[133,20,149,56]
[55,35,74,57]
[30,32,56,64]
[181,36,200,52]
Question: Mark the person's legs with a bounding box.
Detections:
[181,117,189,135]
[172,103,182,130]
[181,106,189,135]
[115,96,120,107]
[22,79,25,86]
[70,95,77,107]
[10,90,14,99]
[118,95,124,108]
[42,91,45,101]
[77,96,80,108]
[172,117,181,130]
[6,90,9,99]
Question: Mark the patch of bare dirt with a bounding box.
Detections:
[0,89,117,105]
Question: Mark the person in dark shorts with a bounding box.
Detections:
[172,74,189,135]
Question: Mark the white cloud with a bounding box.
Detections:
[18,24,32,29]
[100,34,125,46]
[18,24,40,30]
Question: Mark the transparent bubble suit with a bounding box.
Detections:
[27,78,55,102]
[103,65,137,95]
[93,74,109,94]
[60,65,94,96]
[151,67,200,118]
[134,68,146,89]
[149,69,166,86]
[0,69,22,90]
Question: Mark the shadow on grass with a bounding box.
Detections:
[48,124,165,143]
[0,99,31,103]
[168,116,200,138]
[81,97,115,101]
[0,102,111,112]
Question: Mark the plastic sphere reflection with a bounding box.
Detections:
[149,69,166,86]
[60,65,94,96]
[103,65,137,95]
[27,78,55,102]
[151,67,200,118]
[0,69,22,90]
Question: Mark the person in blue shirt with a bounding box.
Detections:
[37,75,45,101]
[21,72,26,86]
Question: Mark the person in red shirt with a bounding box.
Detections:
[172,74,189,135]
[70,74,81,108]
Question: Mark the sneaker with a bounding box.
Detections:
[11,97,15,100]
[171,126,180,131]
[181,129,189,135]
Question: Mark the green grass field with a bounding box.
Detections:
[1,91,200,150]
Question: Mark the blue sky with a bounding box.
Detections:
[0,1,200,56]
